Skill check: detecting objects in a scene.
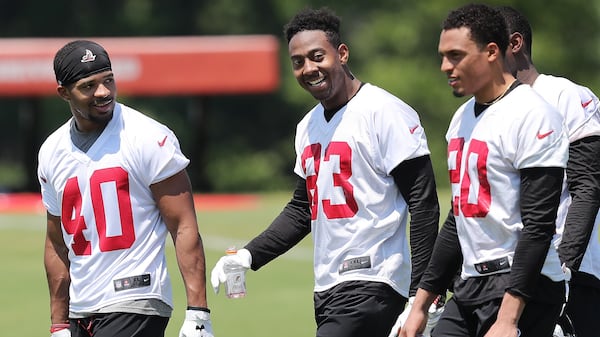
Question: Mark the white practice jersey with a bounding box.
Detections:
[446,85,569,281]
[532,75,600,281]
[293,83,430,296]
[38,103,189,313]
[533,74,600,143]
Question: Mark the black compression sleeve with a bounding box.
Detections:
[391,155,440,296]
[244,177,311,270]
[508,167,564,300]
[418,207,462,295]
[559,136,600,271]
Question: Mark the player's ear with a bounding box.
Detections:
[57,85,70,102]
[338,43,349,65]
[508,32,524,53]
[486,42,501,62]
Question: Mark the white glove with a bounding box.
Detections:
[210,248,251,294]
[50,324,70,337]
[388,295,445,337]
[179,309,214,337]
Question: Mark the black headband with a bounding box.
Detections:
[54,40,112,86]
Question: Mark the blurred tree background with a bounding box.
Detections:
[0,0,598,193]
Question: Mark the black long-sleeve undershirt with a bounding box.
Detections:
[509,166,564,300]
[558,136,600,274]
[419,167,564,302]
[392,155,440,296]
[244,155,440,297]
[245,177,311,270]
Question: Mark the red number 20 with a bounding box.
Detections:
[448,138,491,218]
[61,167,136,255]
[301,142,358,220]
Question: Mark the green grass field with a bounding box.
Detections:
[0,192,316,337]
[0,191,449,336]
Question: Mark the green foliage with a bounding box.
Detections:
[206,150,295,192]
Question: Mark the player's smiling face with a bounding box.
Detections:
[59,70,117,133]
[438,27,493,99]
[288,30,349,109]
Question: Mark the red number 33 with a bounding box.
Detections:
[61,167,136,255]
[301,142,358,220]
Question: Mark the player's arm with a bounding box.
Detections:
[44,212,70,325]
[397,210,459,337]
[559,135,600,271]
[392,155,440,296]
[418,206,462,295]
[509,167,563,300]
[484,167,563,336]
[244,176,312,270]
[152,169,208,308]
[393,208,459,337]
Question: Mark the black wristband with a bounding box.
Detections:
[187,306,210,313]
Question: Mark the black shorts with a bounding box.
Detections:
[70,312,169,337]
[313,280,406,337]
[565,282,600,337]
[432,296,562,337]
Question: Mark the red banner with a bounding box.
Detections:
[0,35,280,96]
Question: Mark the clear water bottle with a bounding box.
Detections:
[224,247,246,299]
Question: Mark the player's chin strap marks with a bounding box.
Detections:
[50,323,70,333]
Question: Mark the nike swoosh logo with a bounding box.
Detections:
[158,135,168,147]
[537,130,554,139]
[582,99,593,108]
[409,125,419,134]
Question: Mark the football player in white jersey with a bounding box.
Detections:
[210,7,442,337]
[499,6,600,337]
[39,40,214,337]
[399,4,570,337]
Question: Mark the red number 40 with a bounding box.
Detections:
[61,167,136,255]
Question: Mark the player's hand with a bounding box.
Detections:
[389,295,445,337]
[210,248,251,294]
[50,324,70,337]
[179,309,214,337]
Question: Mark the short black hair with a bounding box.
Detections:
[496,6,533,56]
[442,3,509,56]
[283,7,342,48]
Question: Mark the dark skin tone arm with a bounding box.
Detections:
[45,213,71,325]
[152,170,209,308]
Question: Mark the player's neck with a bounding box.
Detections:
[475,72,516,105]
[323,80,364,122]
[516,67,539,86]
